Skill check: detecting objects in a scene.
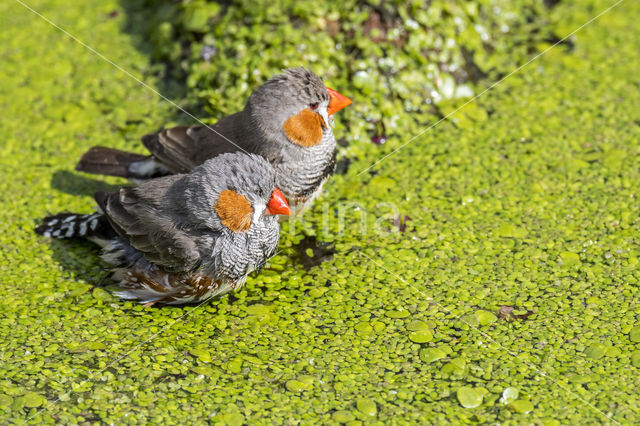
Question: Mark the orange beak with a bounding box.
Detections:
[326,87,352,115]
[265,188,292,216]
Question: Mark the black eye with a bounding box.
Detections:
[309,103,319,110]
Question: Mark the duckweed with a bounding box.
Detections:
[22,393,46,409]
[332,410,356,423]
[500,387,519,405]
[406,320,433,331]
[355,398,377,417]
[508,400,535,414]
[408,330,433,343]
[385,308,411,319]
[475,310,498,326]
[442,358,467,375]
[585,343,607,360]
[419,347,447,363]
[2,0,640,423]
[456,386,486,408]
[285,379,310,393]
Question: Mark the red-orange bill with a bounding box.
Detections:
[265,188,291,215]
[326,87,352,115]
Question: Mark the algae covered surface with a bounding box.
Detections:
[2,0,640,424]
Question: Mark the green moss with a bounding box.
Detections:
[2,0,640,424]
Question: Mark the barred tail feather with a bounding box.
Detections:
[35,212,115,242]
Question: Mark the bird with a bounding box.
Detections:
[36,152,292,305]
[75,67,352,214]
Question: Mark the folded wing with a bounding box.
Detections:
[141,112,248,173]
[95,184,201,272]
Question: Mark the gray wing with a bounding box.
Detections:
[97,185,201,272]
[141,112,248,173]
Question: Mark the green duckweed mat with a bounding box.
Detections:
[1,0,640,423]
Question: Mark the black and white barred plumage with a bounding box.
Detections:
[36,213,114,241]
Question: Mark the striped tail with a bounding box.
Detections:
[35,212,115,241]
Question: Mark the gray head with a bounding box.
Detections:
[245,67,339,149]
[169,152,291,279]
[176,152,290,234]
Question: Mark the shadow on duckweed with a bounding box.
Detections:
[50,170,122,197]
[34,227,337,309]
[288,235,336,269]
[40,237,111,287]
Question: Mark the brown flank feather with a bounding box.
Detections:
[214,190,253,232]
[119,269,223,305]
[282,108,325,147]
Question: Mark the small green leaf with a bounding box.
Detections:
[442,358,467,375]
[23,392,46,408]
[190,348,212,363]
[385,309,411,319]
[559,251,581,266]
[332,410,355,422]
[245,304,272,316]
[0,394,13,409]
[87,342,107,350]
[368,176,396,193]
[419,347,447,363]
[500,387,519,404]
[356,398,377,416]
[407,320,433,331]
[496,223,526,238]
[285,379,311,393]
[476,310,498,326]
[355,322,374,335]
[508,400,534,413]
[408,329,433,343]
[457,386,484,408]
[220,412,244,426]
[584,343,607,359]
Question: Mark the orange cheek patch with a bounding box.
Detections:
[214,190,253,232]
[282,108,325,147]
